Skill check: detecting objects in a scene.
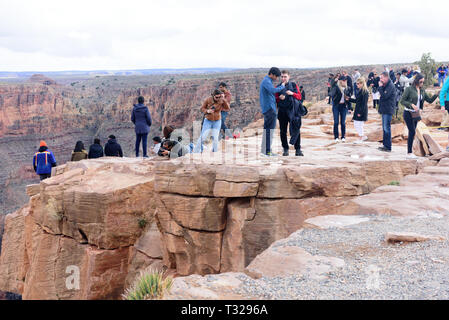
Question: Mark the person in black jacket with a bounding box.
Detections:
[88,138,104,159]
[275,70,304,156]
[330,75,352,142]
[377,72,397,152]
[104,135,123,157]
[347,77,369,142]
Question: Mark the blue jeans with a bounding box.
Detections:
[439,76,446,87]
[381,114,392,150]
[261,109,277,154]
[135,133,148,157]
[193,118,221,153]
[332,103,347,139]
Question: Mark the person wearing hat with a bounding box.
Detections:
[33,140,57,181]
[104,135,123,157]
[330,75,352,142]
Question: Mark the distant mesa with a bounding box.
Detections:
[28,74,57,86]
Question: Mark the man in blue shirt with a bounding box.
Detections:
[33,140,57,180]
[260,67,285,156]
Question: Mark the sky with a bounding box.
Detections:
[0,0,448,71]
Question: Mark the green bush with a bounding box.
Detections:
[123,270,173,300]
[388,181,400,186]
[138,218,147,229]
[417,53,437,87]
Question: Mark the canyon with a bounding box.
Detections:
[1,98,448,299]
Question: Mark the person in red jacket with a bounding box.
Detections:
[275,70,303,156]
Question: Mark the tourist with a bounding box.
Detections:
[275,70,303,156]
[88,138,104,159]
[400,74,439,158]
[131,96,152,158]
[330,75,351,142]
[151,136,162,155]
[353,69,361,96]
[346,77,369,143]
[104,135,123,157]
[259,67,285,156]
[158,140,190,159]
[394,72,403,118]
[157,125,175,156]
[33,140,57,181]
[342,70,353,92]
[368,71,380,109]
[400,69,414,89]
[389,68,396,82]
[377,71,397,152]
[192,89,230,153]
[327,73,334,104]
[437,64,448,87]
[218,82,232,140]
[299,86,305,103]
[440,76,449,152]
[71,141,88,161]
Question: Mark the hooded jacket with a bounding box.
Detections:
[131,104,152,134]
[104,138,123,157]
[440,77,449,107]
[33,146,57,175]
[88,143,104,159]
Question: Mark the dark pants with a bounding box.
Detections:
[136,133,148,157]
[332,103,347,139]
[261,109,277,154]
[382,114,393,150]
[403,110,419,154]
[278,112,301,151]
[220,111,232,139]
[39,174,51,181]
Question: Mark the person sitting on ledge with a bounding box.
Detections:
[71,141,88,161]
[104,135,123,157]
[158,140,190,159]
[88,138,104,159]
[33,140,57,181]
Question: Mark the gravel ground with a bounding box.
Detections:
[233,213,449,300]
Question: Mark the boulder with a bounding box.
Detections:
[385,232,445,243]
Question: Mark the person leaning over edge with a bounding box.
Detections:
[192,89,230,153]
[104,135,123,157]
[439,76,449,152]
[377,71,397,153]
[131,96,152,158]
[400,73,438,159]
[33,140,57,181]
[275,70,303,156]
[259,67,285,156]
[88,138,104,159]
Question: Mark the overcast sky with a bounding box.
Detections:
[0,0,448,71]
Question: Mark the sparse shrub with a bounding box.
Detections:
[388,181,400,186]
[138,218,147,229]
[123,269,173,300]
[417,53,437,87]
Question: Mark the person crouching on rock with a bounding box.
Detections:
[104,135,123,157]
[192,89,230,153]
[159,140,190,159]
[33,140,57,181]
[346,77,369,143]
[71,141,88,161]
[400,73,439,158]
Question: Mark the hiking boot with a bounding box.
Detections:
[295,149,304,156]
[378,146,391,152]
[282,149,289,156]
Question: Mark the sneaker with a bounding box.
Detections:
[362,136,368,141]
[378,146,392,152]
[282,149,289,156]
[295,150,304,156]
[267,152,278,157]
[335,138,340,143]
[406,153,418,159]
[341,138,346,143]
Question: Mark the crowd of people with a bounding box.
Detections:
[32,65,449,181]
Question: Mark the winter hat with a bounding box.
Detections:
[39,140,47,147]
